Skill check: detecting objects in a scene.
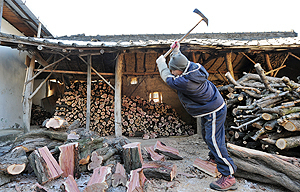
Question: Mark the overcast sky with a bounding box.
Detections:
[24,0,300,37]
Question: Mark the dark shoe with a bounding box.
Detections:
[210,175,237,191]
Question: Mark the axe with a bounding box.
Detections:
[163,8,208,58]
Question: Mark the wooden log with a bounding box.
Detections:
[63,175,80,192]
[84,166,111,192]
[261,113,278,121]
[193,158,221,177]
[122,142,143,173]
[254,63,279,93]
[0,146,28,175]
[280,120,300,132]
[28,146,63,184]
[230,116,261,130]
[144,146,165,162]
[112,162,127,187]
[154,140,183,160]
[227,143,300,191]
[276,136,300,150]
[58,142,79,178]
[127,168,146,192]
[225,72,261,98]
[264,119,277,131]
[142,161,177,181]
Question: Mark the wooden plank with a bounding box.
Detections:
[193,158,220,177]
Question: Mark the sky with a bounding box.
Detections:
[24,0,300,37]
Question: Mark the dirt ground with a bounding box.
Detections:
[0,134,289,192]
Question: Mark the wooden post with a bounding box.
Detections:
[225,52,235,80]
[115,53,123,137]
[86,55,91,130]
[265,54,274,76]
[0,0,3,30]
[23,55,35,133]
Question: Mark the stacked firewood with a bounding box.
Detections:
[54,80,194,137]
[219,63,300,156]
[31,104,52,125]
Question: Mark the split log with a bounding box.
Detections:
[122,142,143,173]
[144,146,165,161]
[28,146,63,184]
[127,168,146,192]
[0,146,28,175]
[58,142,79,178]
[112,162,127,187]
[193,158,220,177]
[63,175,80,192]
[154,140,183,160]
[227,143,300,191]
[142,161,177,181]
[45,116,69,129]
[276,136,300,150]
[84,166,111,192]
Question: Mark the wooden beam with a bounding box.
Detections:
[34,69,114,76]
[289,52,300,61]
[241,52,256,65]
[115,53,123,137]
[0,0,3,30]
[265,65,286,76]
[23,55,35,133]
[86,55,92,131]
[225,52,235,80]
[265,54,274,76]
[26,54,69,85]
[274,53,290,77]
[29,73,52,100]
[78,55,115,90]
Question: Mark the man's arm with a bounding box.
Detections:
[156,55,172,82]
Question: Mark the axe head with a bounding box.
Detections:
[193,8,208,26]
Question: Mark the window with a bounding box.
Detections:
[149,92,162,103]
[130,77,138,85]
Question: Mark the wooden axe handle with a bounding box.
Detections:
[163,18,204,58]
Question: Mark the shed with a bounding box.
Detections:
[0,30,300,135]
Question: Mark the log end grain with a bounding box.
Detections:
[7,163,26,175]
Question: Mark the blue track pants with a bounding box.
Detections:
[201,104,237,176]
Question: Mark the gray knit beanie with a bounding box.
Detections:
[169,52,188,71]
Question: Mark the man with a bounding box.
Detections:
[156,42,237,191]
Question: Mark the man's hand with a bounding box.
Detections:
[156,55,166,66]
[171,41,180,55]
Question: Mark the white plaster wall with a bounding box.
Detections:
[0,19,27,129]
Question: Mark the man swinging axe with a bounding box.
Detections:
[156,9,237,191]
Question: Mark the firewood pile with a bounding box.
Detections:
[0,122,187,192]
[218,63,300,157]
[31,104,52,125]
[54,80,194,138]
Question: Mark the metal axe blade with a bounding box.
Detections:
[193,8,208,26]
